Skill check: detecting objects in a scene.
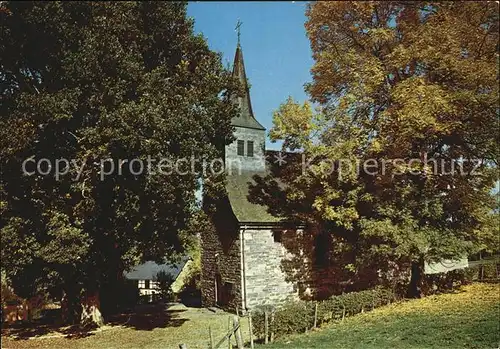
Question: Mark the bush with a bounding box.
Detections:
[1,280,21,309]
[318,287,396,321]
[156,270,174,301]
[478,263,499,280]
[252,302,315,339]
[424,269,467,294]
[465,263,499,281]
[251,287,396,341]
[251,265,499,343]
[424,264,499,295]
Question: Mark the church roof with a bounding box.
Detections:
[123,258,189,281]
[225,151,304,224]
[231,44,266,131]
[226,170,281,223]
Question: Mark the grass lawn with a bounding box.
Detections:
[260,283,500,349]
[2,283,498,349]
[1,303,251,349]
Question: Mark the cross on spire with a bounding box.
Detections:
[235,19,242,46]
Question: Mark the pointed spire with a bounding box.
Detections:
[231,21,265,130]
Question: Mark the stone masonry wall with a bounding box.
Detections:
[200,225,243,312]
[225,127,266,173]
[242,228,298,309]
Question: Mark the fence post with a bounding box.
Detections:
[342,304,346,322]
[237,316,244,347]
[233,315,243,349]
[264,311,269,344]
[313,302,318,329]
[248,311,254,349]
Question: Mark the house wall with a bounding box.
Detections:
[242,228,298,309]
[200,225,243,311]
[138,281,160,295]
[171,260,193,294]
[225,127,266,173]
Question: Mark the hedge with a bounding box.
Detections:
[425,264,499,295]
[251,286,396,341]
[251,264,499,342]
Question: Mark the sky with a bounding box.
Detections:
[187,1,314,150]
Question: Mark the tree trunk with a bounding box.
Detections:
[80,291,104,328]
[407,258,424,298]
[61,288,104,327]
[61,288,80,325]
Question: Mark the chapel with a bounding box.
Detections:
[200,37,301,311]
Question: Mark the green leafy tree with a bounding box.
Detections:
[155,270,174,302]
[0,1,238,324]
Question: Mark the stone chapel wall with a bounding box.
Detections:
[200,226,243,311]
[242,228,298,309]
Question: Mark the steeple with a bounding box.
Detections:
[231,21,265,131]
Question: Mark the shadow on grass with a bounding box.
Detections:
[2,321,97,340]
[2,308,96,340]
[106,302,188,331]
[2,303,189,340]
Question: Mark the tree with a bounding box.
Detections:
[252,1,499,297]
[0,1,238,325]
[155,270,174,302]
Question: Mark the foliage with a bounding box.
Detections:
[250,1,499,298]
[179,211,204,291]
[1,278,22,308]
[253,266,499,342]
[0,1,238,323]
[421,264,500,295]
[259,283,500,349]
[252,287,396,341]
[155,270,174,302]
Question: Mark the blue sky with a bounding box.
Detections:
[187,1,313,150]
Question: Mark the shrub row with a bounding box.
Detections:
[251,264,499,342]
[251,286,396,341]
[468,263,499,280]
[425,264,499,295]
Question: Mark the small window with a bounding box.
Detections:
[237,140,245,156]
[273,230,282,243]
[138,280,145,288]
[247,141,254,157]
[145,280,150,289]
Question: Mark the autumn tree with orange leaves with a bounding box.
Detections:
[260,1,499,297]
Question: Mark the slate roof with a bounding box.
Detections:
[231,44,266,131]
[123,258,189,281]
[224,150,305,224]
[226,170,281,223]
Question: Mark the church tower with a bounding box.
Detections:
[200,24,298,312]
[225,34,266,173]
